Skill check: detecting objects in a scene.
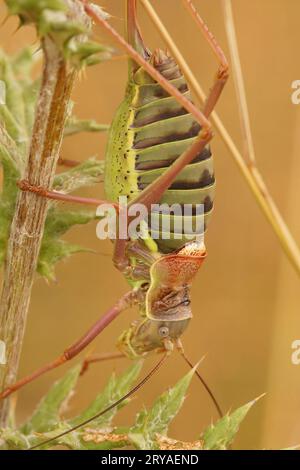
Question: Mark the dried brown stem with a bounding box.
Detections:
[222,0,300,275]
[0,37,77,425]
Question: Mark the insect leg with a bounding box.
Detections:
[17,179,118,210]
[127,0,148,60]
[181,0,229,117]
[80,352,126,376]
[82,1,211,129]
[0,290,140,399]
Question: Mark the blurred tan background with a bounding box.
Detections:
[0,0,300,450]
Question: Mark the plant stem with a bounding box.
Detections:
[221,0,300,276]
[0,37,76,426]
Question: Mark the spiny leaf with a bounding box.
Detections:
[38,8,85,37]
[64,118,109,137]
[5,0,67,32]
[0,49,26,129]
[23,422,83,450]
[21,365,82,434]
[5,0,112,67]
[65,39,113,67]
[71,362,143,428]
[37,208,97,280]
[11,47,41,76]
[0,361,281,451]
[32,423,83,450]
[44,208,97,238]
[5,0,66,17]
[0,428,31,450]
[53,158,104,193]
[129,366,196,450]
[26,426,129,451]
[202,396,263,450]
[0,143,20,268]
[0,47,39,140]
[48,428,82,450]
[0,43,106,279]
[0,120,24,167]
[0,143,20,198]
[37,239,92,281]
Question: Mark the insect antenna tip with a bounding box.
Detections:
[180,350,223,419]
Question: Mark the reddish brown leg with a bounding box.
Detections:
[80,352,126,376]
[17,180,118,211]
[181,0,229,117]
[0,291,139,399]
[83,0,211,129]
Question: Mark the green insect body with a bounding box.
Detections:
[104,48,214,357]
[104,49,215,254]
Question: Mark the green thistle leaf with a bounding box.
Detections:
[21,364,82,435]
[4,0,112,67]
[65,40,113,67]
[11,47,41,76]
[53,157,104,193]
[129,366,196,450]
[0,47,105,279]
[0,141,20,268]
[0,362,278,451]
[64,118,109,137]
[37,239,92,281]
[5,0,67,27]
[25,422,83,450]
[202,396,264,450]
[0,428,31,450]
[71,362,143,428]
[38,9,85,37]
[44,208,97,239]
[5,0,66,15]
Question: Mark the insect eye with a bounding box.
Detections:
[158,326,169,338]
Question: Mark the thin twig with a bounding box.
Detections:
[139,0,300,276]
[222,0,300,274]
[221,1,256,166]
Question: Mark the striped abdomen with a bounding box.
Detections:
[104,49,215,253]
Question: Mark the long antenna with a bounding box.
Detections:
[180,350,223,419]
[28,353,168,450]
